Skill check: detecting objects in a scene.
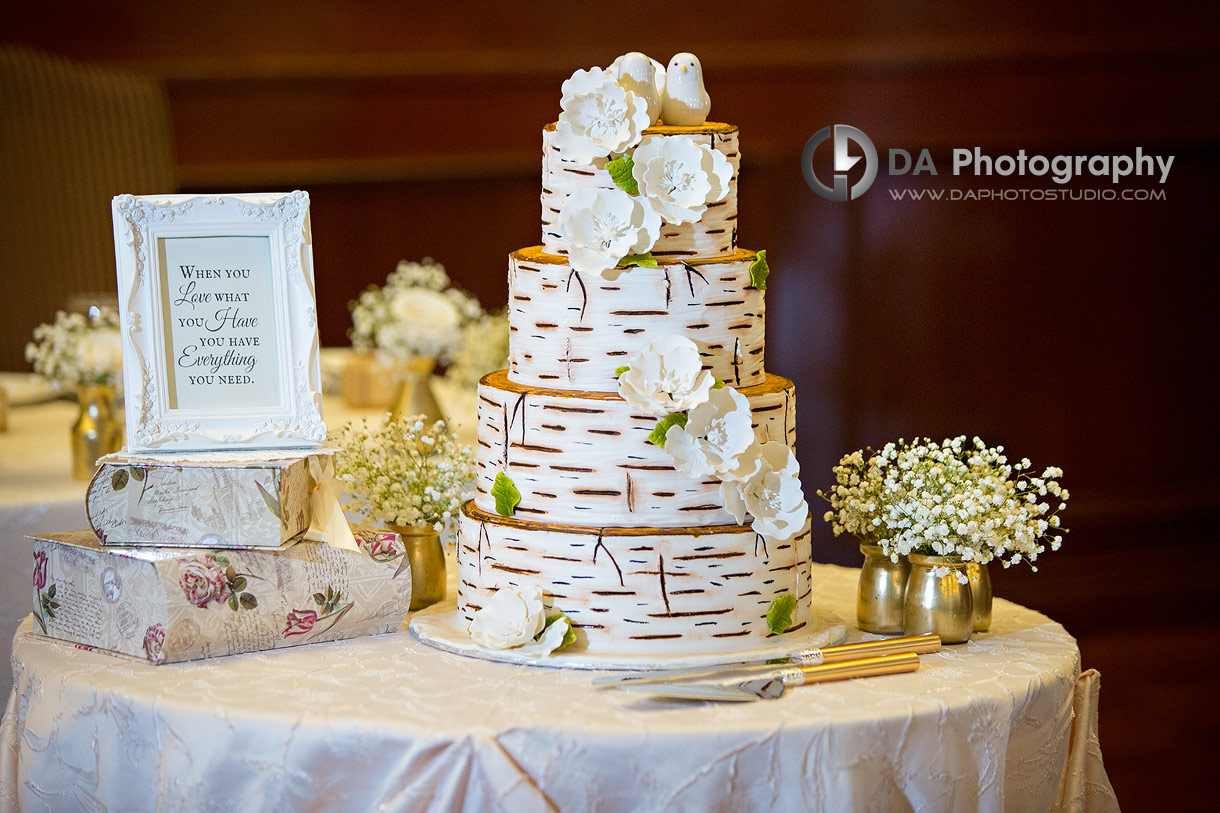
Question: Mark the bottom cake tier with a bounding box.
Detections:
[456,502,813,655]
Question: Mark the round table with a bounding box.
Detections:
[0,563,1113,812]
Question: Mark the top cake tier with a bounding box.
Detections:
[541,123,740,261]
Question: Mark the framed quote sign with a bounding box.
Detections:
[111,192,325,452]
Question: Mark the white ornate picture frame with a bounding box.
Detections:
[111,192,325,452]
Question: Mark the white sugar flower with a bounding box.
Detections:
[617,335,715,417]
[516,615,572,657]
[559,187,661,279]
[665,386,754,478]
[631,135,733,224]
[721,441,809,542]
[554,67,652,164]
[467,584,547,650]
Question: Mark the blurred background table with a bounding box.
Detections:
[0,563,1115,812]
[0,353,477,702]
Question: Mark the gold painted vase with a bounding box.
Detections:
[903,553,974,644]
[967,562,993,632]
[71,384,123,480]
[388,523,446,611]
[857,543,909,635]
[389,357,444,423]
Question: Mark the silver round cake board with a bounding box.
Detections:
[409,600,848,671]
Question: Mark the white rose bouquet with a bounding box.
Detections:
[25,308,124,392]
[331,415,476,539]
[349,259,483,368]
[819,436,1069,576]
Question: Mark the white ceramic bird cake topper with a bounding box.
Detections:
[661,52,710,126]
[610,52,665,124]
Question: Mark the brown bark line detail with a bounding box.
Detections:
[755,532,768,559]
[501,403,509,468]
[565,336,573,381]
[509,392,528,446]
[626,472,635,512]
[732,338,742,386]
[659,553,670,614]
[682,262,708,296]
[593,530,624,587]
[784,390,791,443]
[663,268,672,309]
[478,521,490,578]
[565,268,588,322]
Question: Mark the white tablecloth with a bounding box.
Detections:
[0,371,477,703]
[0,564,1116,812]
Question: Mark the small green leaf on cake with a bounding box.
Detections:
[541,612,578,652]
[749,249,770,290]
[712,376,726,389]
[614,365,630,377]
[647,412,688,448]
[606,154,639,195]
[618,252,659,268]
[492,472,521,517]
[767,593,797,635]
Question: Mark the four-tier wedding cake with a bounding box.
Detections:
[455,53,813,656]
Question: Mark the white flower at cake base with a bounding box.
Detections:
[559,187,661,279]
[554,66,652,164]
[665,386,754,478]
[631,135,732,225]
[617,335,715,418]
[467,584,546,650]
[721,441,809,542]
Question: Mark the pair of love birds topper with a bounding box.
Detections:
[611,51,711,126]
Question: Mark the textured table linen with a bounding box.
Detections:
[0,563,1115,812]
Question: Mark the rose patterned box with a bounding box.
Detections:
[86,451,319,548]
[28,528,412,664]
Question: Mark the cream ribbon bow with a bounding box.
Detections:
[306,454,359,551]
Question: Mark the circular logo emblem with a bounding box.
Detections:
[115,602,140,638]
[802,124,879,201]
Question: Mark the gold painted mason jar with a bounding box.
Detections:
[389,357,444,423]
[857,543,909,635]
[388,523,447,610]
[966,562,993,632]
[71,384,122,480]
[904,553,974,644]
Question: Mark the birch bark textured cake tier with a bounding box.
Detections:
[507,247,765,392]
[453,53,815,659]
[473,371,795,527]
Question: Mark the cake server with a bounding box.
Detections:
[593,633,940,687]
[613,652,921,702]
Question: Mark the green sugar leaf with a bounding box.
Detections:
[614,365,630,377]
[492,472,521,517]
[606,154,639,195]
[618,252,659,268]
[647,412,688,448]
[540,612,578,652]
[749,249,770,290]
[767,593,797,635]
[712,377,726,389]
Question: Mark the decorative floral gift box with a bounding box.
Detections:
[28,529,412,664]
[86,451,318,548]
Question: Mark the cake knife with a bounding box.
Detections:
[613,652,921,702]
[592,633,940,687]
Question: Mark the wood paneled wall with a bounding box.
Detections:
[4,4,1219,805]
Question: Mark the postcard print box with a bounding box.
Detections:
[29,530,412,664]
[87,451,316,548]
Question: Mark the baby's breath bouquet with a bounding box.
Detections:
[26,308,124,391]
[349,259,484,367]
[820,436,1068,578]
[331,415,476,539]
